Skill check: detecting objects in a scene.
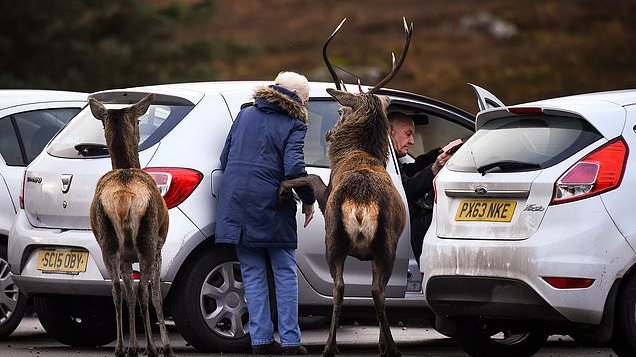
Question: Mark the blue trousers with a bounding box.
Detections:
[235,246,301,347]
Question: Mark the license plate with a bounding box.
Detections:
[455,200,517,222]
[37,249,89,274]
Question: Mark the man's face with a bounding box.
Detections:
[390,119,415,157]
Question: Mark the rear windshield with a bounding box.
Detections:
[447,115,602,173]
[47,103,193,159]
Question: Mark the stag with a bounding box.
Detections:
[89,94,174,357]
[278,18,412,357]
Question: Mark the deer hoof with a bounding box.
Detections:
[321,346,337,357]
[126,347,139,357]
[115,347,126,357]
[380,348,401,357]
[160,345,176,357]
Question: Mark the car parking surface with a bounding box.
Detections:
[0,316,617,357]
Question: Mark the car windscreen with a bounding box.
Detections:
[446,115,603,173]
[47,103,193,159]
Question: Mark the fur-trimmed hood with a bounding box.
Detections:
[253,85,308,124]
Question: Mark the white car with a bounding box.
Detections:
[0,90,86,338]
[9,81,474,351]
[422,85,636,357]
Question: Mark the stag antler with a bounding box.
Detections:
[368,17,414,94]
[323,18,347,91]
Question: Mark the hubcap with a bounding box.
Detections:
[200,261,248,338]
[0,258,19,325]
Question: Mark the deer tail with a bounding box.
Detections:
[341,199,379,242]
[114,191,135,223]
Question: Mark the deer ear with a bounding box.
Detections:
[129,93,154,118]
[88,98,107,121]
[326,88,358,109]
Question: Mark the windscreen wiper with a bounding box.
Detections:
[477,160,541,175]
[74,143,109,156]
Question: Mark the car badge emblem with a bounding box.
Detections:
[62,201,68,209]
[474,186,487,195]
[61,174,73,194]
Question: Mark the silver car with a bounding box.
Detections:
[9,82,473,351]
[0,90,86,338]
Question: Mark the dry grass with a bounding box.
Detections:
[181,0,636,113]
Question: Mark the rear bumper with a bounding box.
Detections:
[421,196,636,325]
[427,276,567,322]
[8,209,202,297]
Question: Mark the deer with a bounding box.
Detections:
[278,18,412,357]
[89,94,174,357]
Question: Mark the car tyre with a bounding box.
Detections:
[171,245,250,352]
[0,244,27,338]
[612,275,636,357]
[454,317,548,357]
[34,295,116,347]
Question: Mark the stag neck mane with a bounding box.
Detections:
[106,126,141,170]
[328,98,390,167]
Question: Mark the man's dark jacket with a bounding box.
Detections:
[399,148,440,264]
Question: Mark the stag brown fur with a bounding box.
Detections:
[278,18,412,357]
[89,94,174,357]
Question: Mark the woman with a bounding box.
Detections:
[215,72,315,355]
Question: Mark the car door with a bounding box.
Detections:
[0,102,84,233]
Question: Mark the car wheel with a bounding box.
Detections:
[454,317,548,357]
[34,295,116,347]
[612,275,636,357]
[0,244,27,338]
[171,246,250,352]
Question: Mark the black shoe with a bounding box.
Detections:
[252,341,282,355]
[281,345,308,355]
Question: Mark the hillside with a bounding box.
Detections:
[194,0,636,113]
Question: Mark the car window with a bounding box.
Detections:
[447,115,603,172]
[47,104,192,159]
[0,116,24,166]
[303,100,340,167]
[409,114,474,158]
[303,101,474,168]
[13,108,81,163]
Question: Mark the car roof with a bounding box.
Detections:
[93,81,355,104]
[92,81,475,121]
[0,90,88,110]
[526,89,636,108]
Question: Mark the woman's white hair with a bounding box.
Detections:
[274,71,309,100]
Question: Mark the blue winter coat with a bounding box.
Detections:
[215,85,316,248]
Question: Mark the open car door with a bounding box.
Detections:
[468,83,506,111]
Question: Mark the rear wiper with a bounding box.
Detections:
[477,160,541,175]
[74,143,109,156]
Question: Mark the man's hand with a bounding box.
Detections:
[302,203,314,228]
[432,151,452,175]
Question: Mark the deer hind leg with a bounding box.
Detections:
[137,255,159,357]
[322,243,347,357]
[372,249,400,357]
[121,263,139,357]
[150,252,175,357]
[103,254,125,357]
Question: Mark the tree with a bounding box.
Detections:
[0,0,233,91]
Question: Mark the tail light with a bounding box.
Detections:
[143,167,203,209]
[543,277,595,289]
[19,169,27,209]
[551,138,628,205]
[509,107,543,115]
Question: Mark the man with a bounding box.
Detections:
[389,112,452,266]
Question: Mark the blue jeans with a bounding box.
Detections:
[235,246,301,347]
